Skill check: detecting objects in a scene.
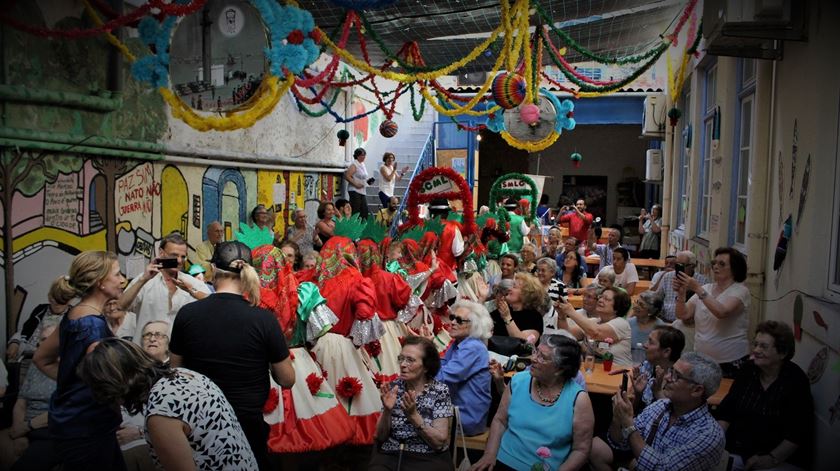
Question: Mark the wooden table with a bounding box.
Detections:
[506,365,732,406]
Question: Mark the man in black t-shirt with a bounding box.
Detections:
[170,241,294,470]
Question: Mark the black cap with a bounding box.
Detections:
[210,241,252,273]
[428,198,451,210]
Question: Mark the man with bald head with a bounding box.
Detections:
[193,221,224,278]
[655,250,709,322]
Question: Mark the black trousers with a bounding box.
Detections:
[237,413,270,471]
[349,191,370,219]
[54,432,126,471]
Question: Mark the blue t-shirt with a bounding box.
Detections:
[498,370,584,470]
[49,314,121,438]
[436,337,491,436]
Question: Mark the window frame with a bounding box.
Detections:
[728,59,756,251]
[696,62,717,240]
[676,88,692,232]
[827,91,840,301]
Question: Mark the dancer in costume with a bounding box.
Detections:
[312,216,383,445]
[357,223,412,384]
[266,281,355,453]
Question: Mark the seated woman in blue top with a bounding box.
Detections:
[33,251,127,470]
[436,300,493,437]
[473,335,594,471]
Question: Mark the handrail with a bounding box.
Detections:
[390,130,435,237]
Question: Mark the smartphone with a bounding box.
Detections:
[674,263,685,276]
[366,177,376,185]
[155,257,179,269]
[621,371,629,392]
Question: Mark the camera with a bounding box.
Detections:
[366,177,376,185]
[155,258,179,269]
[674,263,685,276]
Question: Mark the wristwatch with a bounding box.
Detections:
[503,317,513,326]
[621,425,638,440]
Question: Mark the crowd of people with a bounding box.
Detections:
[0,178,814,471]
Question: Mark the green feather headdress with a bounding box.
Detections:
[359,217,388,243]
[235,224,274,249]
[333,214,367,241]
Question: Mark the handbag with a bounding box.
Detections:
[452,406,471,471]
[488,335,526,356]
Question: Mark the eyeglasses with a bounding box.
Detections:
[449,315,472,325]
[397,355,419,365]
[142,332,169,341]
[751,341,774,351]
[665,367,697,384]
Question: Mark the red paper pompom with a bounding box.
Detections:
[287,29,305,45]
[306,373,325,396]
[336,376,363,399]
[262,388,280,414]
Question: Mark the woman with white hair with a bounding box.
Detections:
[435,300,494,437]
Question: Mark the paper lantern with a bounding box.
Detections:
[379,119,398,138]
[492,73,526,109]
[337,129,350,146]
[570,152,583,168]
[519,103,540,126]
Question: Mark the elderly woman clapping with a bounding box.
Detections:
[471,335,594,470]
[435,300,494,437]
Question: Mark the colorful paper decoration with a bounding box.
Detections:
[570,152,583,168]
[379,119,398,138]
[492,72,527,109]
[337,129,350,146]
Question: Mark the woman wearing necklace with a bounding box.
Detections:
[34,251,127,470]
[472,335,594,471]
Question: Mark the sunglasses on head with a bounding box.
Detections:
[449,315,471,325]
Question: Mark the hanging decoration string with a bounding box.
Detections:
[0,0,206,38]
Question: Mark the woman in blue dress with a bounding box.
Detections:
[34,251,127,470]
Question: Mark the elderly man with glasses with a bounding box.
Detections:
[654,250,709,323]
[598,352,726,471]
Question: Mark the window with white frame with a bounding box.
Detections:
[731,59,756,248]
[698,64,717,238]
[676,88,691,230]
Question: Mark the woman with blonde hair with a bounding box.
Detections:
[489,272,547,345]
[33,251,127,470]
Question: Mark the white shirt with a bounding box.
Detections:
[379,164,396,197]
[113,312,137,341]
[585,316,632,366]
[126,272,210,344]
[611,263,639,290]
[689,282,751,363]
[349,160,369,195]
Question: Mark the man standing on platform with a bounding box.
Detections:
[559,198,594,246]
[193,221,223,279]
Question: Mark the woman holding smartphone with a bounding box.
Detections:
[378,152,409,208]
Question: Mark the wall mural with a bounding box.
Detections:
[0,151,340,335]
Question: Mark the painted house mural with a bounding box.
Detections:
[1,152,341,335]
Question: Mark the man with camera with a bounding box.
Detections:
[654,250,709,323]
[558,198,594,246]
[118,232,211,344]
